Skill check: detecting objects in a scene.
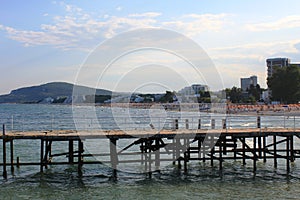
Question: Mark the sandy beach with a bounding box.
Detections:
[227,103,300,116]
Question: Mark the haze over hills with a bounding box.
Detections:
[0,82,225,104]
[0,82,112,104]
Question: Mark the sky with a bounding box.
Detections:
[1,0,300,94]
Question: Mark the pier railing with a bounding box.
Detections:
[0,114,299,132]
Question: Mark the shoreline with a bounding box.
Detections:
[227,103,300,116]
[1,102,299,116]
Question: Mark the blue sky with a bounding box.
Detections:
[1,0,300,94]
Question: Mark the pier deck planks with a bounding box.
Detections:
[1,128,300,140]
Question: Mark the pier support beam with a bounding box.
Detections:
[109,138,118,178]
[44,140,52,169]
[242,137,246,165]
[258,135,262,158]
[233,138,237,160]
[219,138,223,172]
[211,119,215,129]
[10,139,14,175]
[222,119,226,129]
[273,135,277,168]
[210,136,214,167]
[291,136,295,162]
[2,124,7,179]
[185,119,189,129]
[68,140,74,164]
[155,139,160,172]
[78,140,83,177]
[263,135,267,163]
[176,138,181,169]
[286,136,290,173]
[40,139,44,173]
[253,137,257,173]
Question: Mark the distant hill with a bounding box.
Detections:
[0,82,112,104]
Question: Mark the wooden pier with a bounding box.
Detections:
[1,119,300,179]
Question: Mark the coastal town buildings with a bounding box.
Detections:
[177,84,209,102]
[266,57,300,102]
[266,57,290,79]
[240,76,257,92]
[178,84,209,96]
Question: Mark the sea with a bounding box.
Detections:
[0,104,300,200]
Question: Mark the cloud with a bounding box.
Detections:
[246,15,300,31]
[162,13,233,37]
[0,5,159,50]
[209,39,300,59]
[0,2,232,51]
[129,12,162,18]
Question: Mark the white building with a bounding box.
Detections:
[177,84,209,102]
[178,84,209,96]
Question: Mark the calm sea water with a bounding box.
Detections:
[0,104,300,200]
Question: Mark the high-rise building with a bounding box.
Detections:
[240,75,257,92]
[266,58,290,79]
[266,57,300,102]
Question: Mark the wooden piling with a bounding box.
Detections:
[176,138,181,169]
[78,140,83,176]
[286,136,290,173]
[222,119,226,129]
[211,119,215,129]
[210,136,214,167]
[258,135,262,158]
[16,157,20,168]
[202,139,206,163]
[273,135,277,168]
[10,139,14,174]
[141,141,144,165]
[263,135,267,163]
[44,140,52,169]
[223,136,227,155]
[233,137,237,160]
[198,138,201,160]
[183,138,190,173]
[253,136,257,173]
[219,138,223,171]
[172,139,176,165]
[174,119,179,130]
[2,124,7,179]
[146,139,152,177]
[291,135,295,162]
[40,139,44,173]
[242,137,246,165]
[68,140,74,164]
[257,116,261,128]
[185,119,189,129]
[110,138,118,178]
[155,139,160,172]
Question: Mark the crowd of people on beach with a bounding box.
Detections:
[227,103,300,114]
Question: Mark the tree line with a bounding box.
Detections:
[224,84,262,104]
[267,65,300,104]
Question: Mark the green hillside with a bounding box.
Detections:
[0,82,111,103]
